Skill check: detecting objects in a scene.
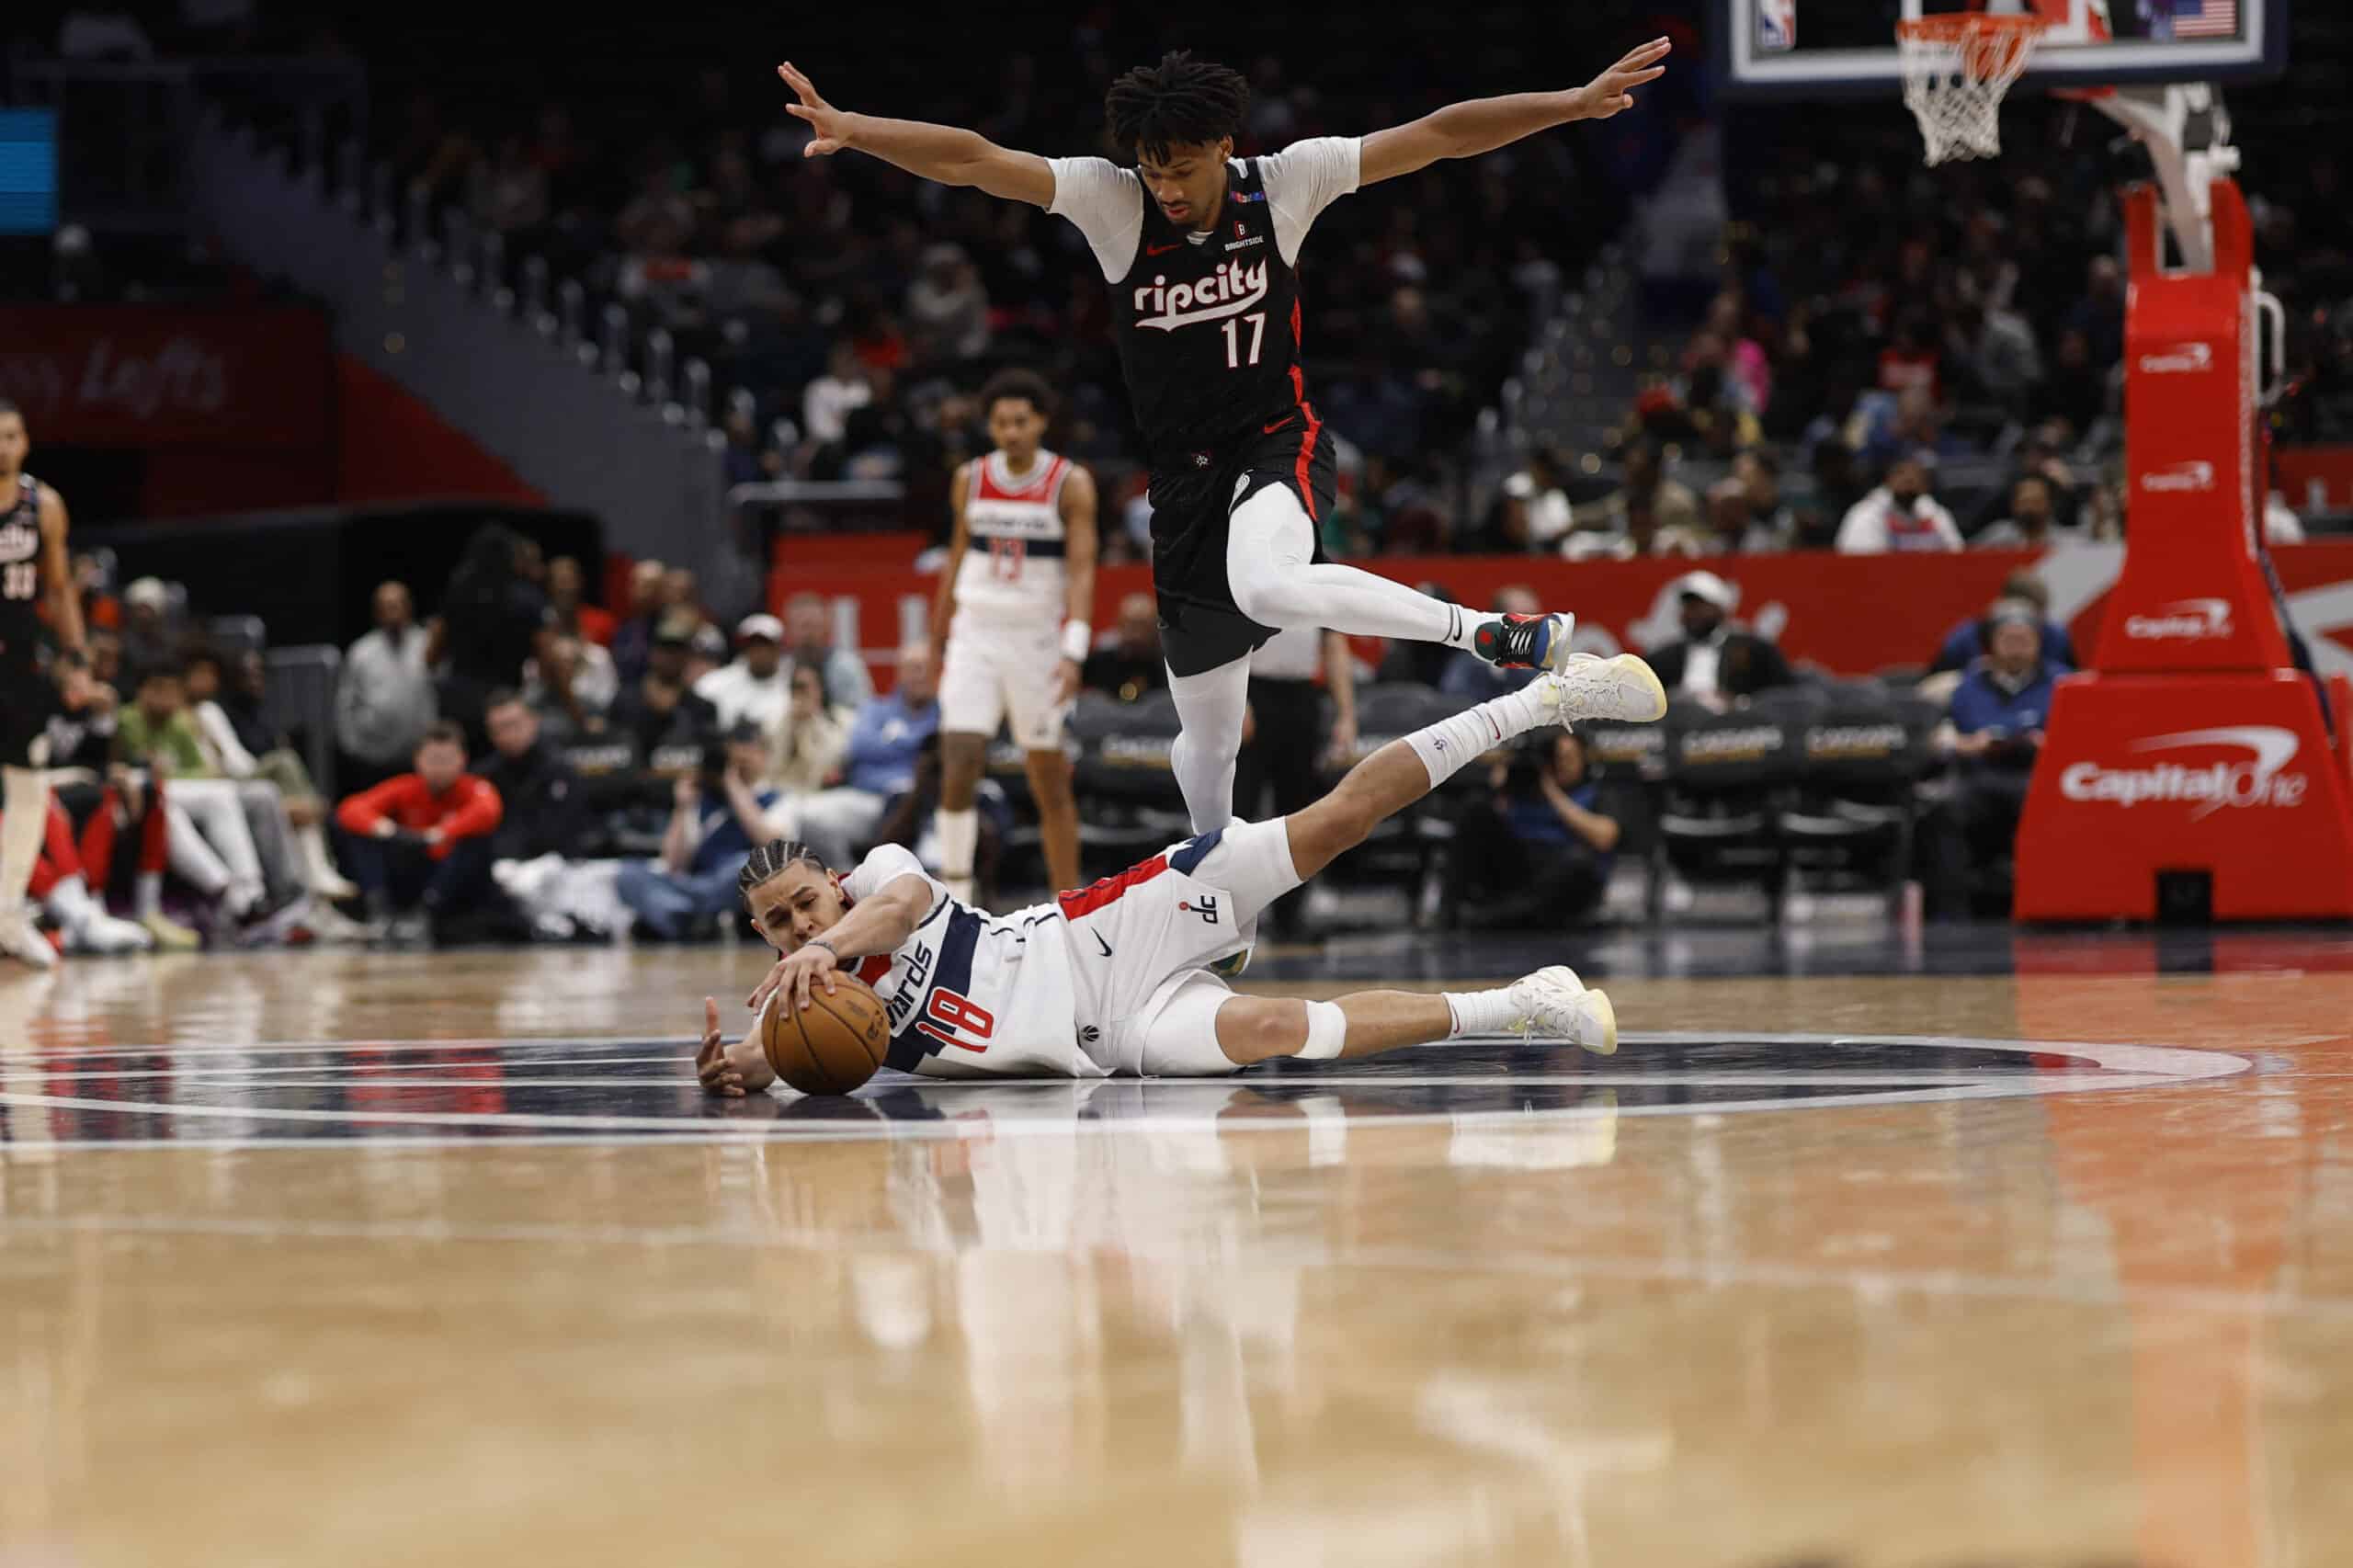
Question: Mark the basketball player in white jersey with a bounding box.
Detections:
[771,41,1675,845]
[695,665,1631,1092]
[932,369,1095,905]
[0,400,88,969]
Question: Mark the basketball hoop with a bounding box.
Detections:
[1896,14,2050,165]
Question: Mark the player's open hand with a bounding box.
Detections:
[1571,38,1671,120]
[695,996,740,1096]
[777,62,854,156]
[1051,656,1082,707]
[697,996,776,1097]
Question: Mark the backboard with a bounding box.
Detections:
[1716,0,2290,97]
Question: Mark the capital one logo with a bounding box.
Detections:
[2123,597,2234,642]
[2137,342,2214,374]
[2060,726,2309,820]
[2141,460,2215,494]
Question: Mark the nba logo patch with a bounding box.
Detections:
[1757,0,1796,51]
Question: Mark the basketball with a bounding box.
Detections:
[759,973,891,1096]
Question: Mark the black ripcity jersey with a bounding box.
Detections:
[1050,137,1361,460]
[0,472,48,653]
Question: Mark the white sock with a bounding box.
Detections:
[1,767,48,918]
[1403,682,1553,789]
[1443,987,1524,1038]
[137,871,163,919]
[936,807,979,899]
[298,823,347,889]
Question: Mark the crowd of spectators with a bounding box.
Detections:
[327,7,1678,548]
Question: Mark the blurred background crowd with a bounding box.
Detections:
[4,0,2347,957]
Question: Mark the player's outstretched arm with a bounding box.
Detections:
[777,62,1055,208]
[1357,38,1671,187]
[745,871,934,1016]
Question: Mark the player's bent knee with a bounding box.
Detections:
[1215,997,1308,1065]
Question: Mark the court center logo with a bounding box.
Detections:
[2123,597,2234,642]
[2060,725,2309,819]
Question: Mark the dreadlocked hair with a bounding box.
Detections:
[738,838,828,915]
[1104,51,1249,165]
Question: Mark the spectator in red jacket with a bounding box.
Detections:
[335,722,504,946]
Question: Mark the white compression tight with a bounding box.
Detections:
[1223,483,1473,647]
[1168,483,1487,832]
[1167,656,1253,834]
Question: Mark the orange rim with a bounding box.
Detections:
[1894,13,2052,42]
[1895,13,2050,76]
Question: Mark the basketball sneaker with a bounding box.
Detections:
[1539,653,1668,724]
[1503,964,1618,1056]
[0,909,58,970]
[63,907,155,956]
[1473,611,1574,673]
[139,909,201,950]
[1207,943,1252,980]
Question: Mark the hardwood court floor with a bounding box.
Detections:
[3,931,2350,1568]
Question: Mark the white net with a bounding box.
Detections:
[1897,17,2048,165]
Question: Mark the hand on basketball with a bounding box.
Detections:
[777,62,854,157]
[749,940,839,1017]
[1051,656,1082,707]
[1570,37,1671,120]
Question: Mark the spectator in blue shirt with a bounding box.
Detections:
[1447,727,1620,929]
[616,722,785,940]
[1931,573,2077,675]
[1929,603,2060,916]
[779,640,939,868]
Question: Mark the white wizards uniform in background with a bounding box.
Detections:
[824,823,1301,1080]
[939,449,1076,750]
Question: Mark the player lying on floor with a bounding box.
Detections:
[695,653,1665,1091]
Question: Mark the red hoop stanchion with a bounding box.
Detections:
[1895,14,2049,164]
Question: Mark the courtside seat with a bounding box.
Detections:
[1649,698,1803,923]
[1070,691,1188,872]
[1773,691,1939,914]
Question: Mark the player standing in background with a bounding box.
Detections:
[930,370,1096,905]
[0,400,89,969]
[773,41,1673,841]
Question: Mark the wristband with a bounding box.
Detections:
[1060,620,1092,664]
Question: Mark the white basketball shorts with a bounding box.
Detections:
[938,611,1069,752]
[1057,817,1302,1076]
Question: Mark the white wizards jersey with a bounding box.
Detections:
[836,845,1102,1080]
[952,449,1074,622]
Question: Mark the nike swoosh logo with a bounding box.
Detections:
[1092,930,1113,958]
[1262,416,1293,434]
[1145,241,1181,256]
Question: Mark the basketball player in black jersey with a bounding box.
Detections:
[0,399,89,968]
[773,46,1672,852]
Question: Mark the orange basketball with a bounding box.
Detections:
[760,973,891,1096]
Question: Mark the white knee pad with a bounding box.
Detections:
[1294,999,1347,1062]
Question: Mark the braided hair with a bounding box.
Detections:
[737,837,829,915]
[1104,51,1250,165]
